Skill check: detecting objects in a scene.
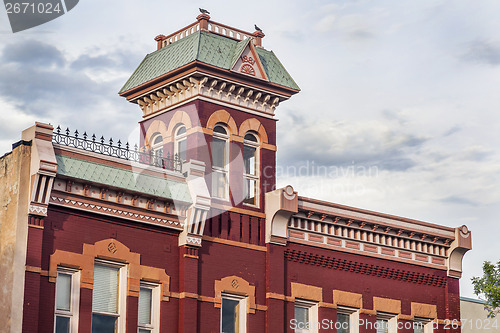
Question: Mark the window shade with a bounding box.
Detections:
[56,273,71,311]
[138,287,152,325]
[92,264,119,314]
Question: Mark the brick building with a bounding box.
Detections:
[0,13,472,333]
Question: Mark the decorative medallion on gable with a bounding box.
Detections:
[231,41,269,81]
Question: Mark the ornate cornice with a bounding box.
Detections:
[131,73,286,119]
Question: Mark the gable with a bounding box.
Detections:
[231,41,269,81]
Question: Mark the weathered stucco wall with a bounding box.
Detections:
[461,298,500,333]
[0,143,31,333]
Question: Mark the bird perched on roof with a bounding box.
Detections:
[199,8,210,15]
[254,24,263,32]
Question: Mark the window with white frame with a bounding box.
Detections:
[294,299,318,333]
[54,267,80,333]
[413,317,434,333]
[91,261,127,333]
[376,313,397,333]
[242,132,259,206]
[220,293,247,333]
[138,282,161,333]
[212,124,229,200]
[174,125,187,162]
[151,133,163,167]
[336,306,359,333]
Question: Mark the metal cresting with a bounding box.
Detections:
[3,0,79,33]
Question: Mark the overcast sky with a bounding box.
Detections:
[1,0,499,298]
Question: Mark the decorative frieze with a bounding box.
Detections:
[135,74,284,118]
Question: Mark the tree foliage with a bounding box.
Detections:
[472,261,500,318]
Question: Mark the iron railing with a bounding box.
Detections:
[52,126,183,172]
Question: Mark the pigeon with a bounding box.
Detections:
[199,8,210,15]
[254,24,263,32]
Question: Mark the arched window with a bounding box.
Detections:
[174,125,187,161]
[243,132,259,206]
[212,124,229,199]
[150,133,163,167]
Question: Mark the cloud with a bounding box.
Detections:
[277,110,427,172]
[461,40,500,66]
[2,40,65,67]
[0,39,143,155]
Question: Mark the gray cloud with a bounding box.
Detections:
[2,40,65,67]
[441,195,479,207]
[461,40,500,65]
[277,110,428,172]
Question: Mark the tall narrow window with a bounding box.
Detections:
[336,307,359,333]
[212,124,229,200]
[242,132,259,206]
[174,125,187,162]
[376,313,396,333]
[294,300,318,333]
[91,261,126,333]
[413,318,433,333]
[151,133,163,167]
[54,267,80,333]
[221,294,246,333]
[138,282,160,333]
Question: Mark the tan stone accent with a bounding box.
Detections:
[144,120,168,148]
[206,109,238,135]
[332,290,362,308]
[202,235,267,252]
[238,118,269,144]
[359,308,377,315]
[373,296,401,314]
[291,282,322,302]
[266,292,286,301]
[411,302,437,319]
[214,275,256,313]
[166,110,193,138]
[49,239,171,300]
[398,314,414,321]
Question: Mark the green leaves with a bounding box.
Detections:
[472,261,500,318]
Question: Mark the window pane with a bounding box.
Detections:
[55,316,70,333]
[212,171,227,199]
[178,138,187,161]
[138,329,151,333]
[138,287,152,325]
[336,313,349,333]
[295,306,309,327]
[92,264,118,314]
[243,145,256,175]
[56,273,72,311]
[212,137,226,168]
[414,323,424,333]
[243,179,256,205]
[91,314,117,333]
[244,133,257,142]
[213,125,227,135]
[176,126,186,135]
[153,135,163,145]
[376,319,388,333]
[221,298,240,333]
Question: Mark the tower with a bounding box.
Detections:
[119,13,300,215]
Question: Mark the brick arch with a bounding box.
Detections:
[214,275,256,314]
[145,120,168,148]
[206,110,238,135]
[49,238,171,300]
[166,110,193,139]
[238,118,268,144]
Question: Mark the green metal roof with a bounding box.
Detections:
[119,30,300,93]
[56,154,192,203]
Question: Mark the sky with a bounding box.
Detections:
[1,0,499,298]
